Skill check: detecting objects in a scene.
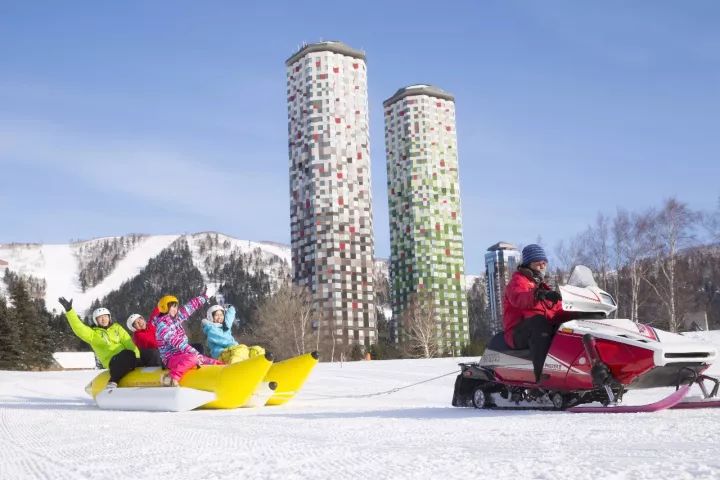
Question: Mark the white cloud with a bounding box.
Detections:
[0,121,287,225]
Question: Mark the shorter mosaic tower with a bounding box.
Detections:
[384,85,469,353]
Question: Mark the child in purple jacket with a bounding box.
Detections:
[154,289,223,386]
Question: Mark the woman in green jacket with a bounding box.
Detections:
[58,297,140,390]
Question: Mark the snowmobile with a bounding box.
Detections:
[452,265,720,413]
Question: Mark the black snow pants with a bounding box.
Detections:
[108,349,138,383]
[139,348,163,367]
[512,315,555,383]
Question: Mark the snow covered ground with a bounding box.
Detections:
[2,348,720,480]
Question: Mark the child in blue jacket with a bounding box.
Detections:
[202,304,265,364]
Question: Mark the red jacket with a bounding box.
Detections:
[502,268,563,348]
[133,318,159,349]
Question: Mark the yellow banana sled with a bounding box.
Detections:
[86,351,318,412]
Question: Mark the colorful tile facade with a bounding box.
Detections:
[384,85,469,353]
[286,42,376,347]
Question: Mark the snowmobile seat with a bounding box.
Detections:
[487,332,533,360]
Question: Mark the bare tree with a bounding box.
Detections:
[554,236,585,284]
[642,198,700,332]
[611,209,630,314]
[584,213,611,291]
[400,290,439,358]
[467,276,492,339]
[612,209,656,321]
[703,196,720,243]
[372,261,390,306]
[254,282,315,360]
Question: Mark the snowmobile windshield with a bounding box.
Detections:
[567,265,598,288]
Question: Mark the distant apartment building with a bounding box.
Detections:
[384,84,468,353]
[485,242,521,334]
[286,41,376,348]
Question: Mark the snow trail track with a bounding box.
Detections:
[1,357,720,480]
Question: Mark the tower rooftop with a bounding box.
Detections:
[383,84,454,107]
[487,242,519,252]
[286,41,366,66]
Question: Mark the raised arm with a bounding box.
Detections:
[64,308,95,344]
[59,297,94,345]
[177,294,209,323]
[224,305,236,330]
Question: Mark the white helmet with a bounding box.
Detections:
[206,304,225,322]
[126,313,142,332]
[92,307,112,326]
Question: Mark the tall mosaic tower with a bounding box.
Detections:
[286,41,376,348]
[384,85,468,353]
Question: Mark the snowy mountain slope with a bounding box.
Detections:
[184,232,291,291]
[1,233,480,315]
[0,234,292,314]
[74,235,180,313]
[1,333,719,479]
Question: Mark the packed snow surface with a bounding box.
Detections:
[2,350,720,480]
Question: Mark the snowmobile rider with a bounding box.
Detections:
[126,313,163,367]
[58,297,140,391]
[202,303,265,364]
[502,244,563,383]
[154,288,223,387]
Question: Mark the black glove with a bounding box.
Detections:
[58,297,73,312]
[544,290,562,303]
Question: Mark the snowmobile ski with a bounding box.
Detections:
[567,385,690,413]
[670,398,720,409]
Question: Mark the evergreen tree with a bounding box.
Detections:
[0,295,22,369]
[33,298,56,362]
[10,280,54,369]
[216,252,272,331]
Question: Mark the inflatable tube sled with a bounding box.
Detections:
[263,351,319,406]
[86,353,274,410]
[86,351,318,410]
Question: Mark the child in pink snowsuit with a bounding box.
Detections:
[154,290,223,386]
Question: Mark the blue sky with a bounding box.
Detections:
[1,0,719,273]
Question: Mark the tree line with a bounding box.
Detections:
[371,196,720,359]
[552,197,720,332]
[2,198,718,367]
